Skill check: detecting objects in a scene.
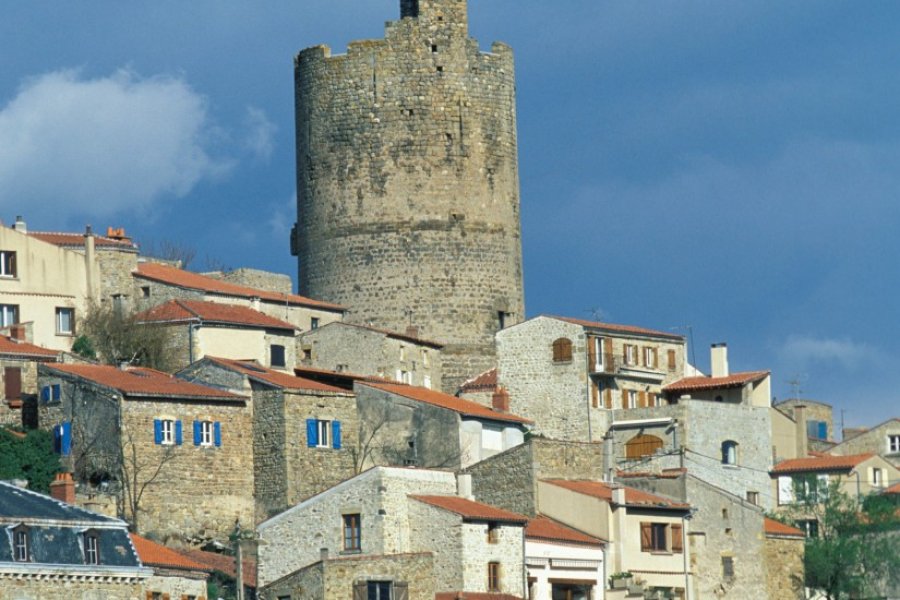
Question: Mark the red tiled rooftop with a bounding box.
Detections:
[459,368,498,393]
[885,483,900,495]
[44,364,244,401]
[771,453,875,475]
[176,548,256,588]
[0,336,59,360]
[544,479,690,510]
[526,515,604,546]
[29,231,137,250]
[616,468,686,480]
[206,357,348,394]
[663,370,770,393]
[411,496,528,524]
[552,316,684,341]
[135,262,344,312]
[135,299,296,331]
[436,595,523,600]
[129,534,209,572]
[359,382,532,425]
[764,517,805,538]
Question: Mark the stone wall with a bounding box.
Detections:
[0,358,40,427]
[293,0,525,392]
[408,499,463,592]
[831,420,900,467]
[96,247,139,304]
[203,268,293,295]
[143,569,208,600]
[0,576,144,600]
[774,399,834,442]
[763,534,805,599]
[261,552,435,600]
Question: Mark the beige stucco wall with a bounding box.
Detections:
[196,326,296,371]
[831,420,900,467]
[772,455,900,508]
[771,407,800,462]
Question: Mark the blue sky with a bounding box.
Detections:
[2,1,898,430]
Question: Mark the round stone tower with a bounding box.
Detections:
[292,0,525,391]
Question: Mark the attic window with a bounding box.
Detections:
[84,531,100,565]
[12,525,29,562]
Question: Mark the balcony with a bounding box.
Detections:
[590,353,665,382]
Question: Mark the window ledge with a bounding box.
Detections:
[340,549,362,556]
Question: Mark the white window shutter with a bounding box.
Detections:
[778,476,794,504]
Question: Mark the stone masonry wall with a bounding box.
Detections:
[0,577,144,600]
[458,521,524,596]
[832,420,900,467]
[294,0,525,392]
[96,248,139,304]
[252,388,289,521]
[203,268,294,295]
[763,535,805,599]
[0,358,40,427]
[408,500,464,592]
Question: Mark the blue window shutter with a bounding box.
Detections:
[332,421,342,449]
[53,425,61,453]
[193,421,201,446]
[818,422,827,440]
[41,386,50,403]
[153,420,162,445]
[214,422,222,447]
[175,420,183,446]
[52,384,61,401]
[61,422,72,456]
[306,419,318,448]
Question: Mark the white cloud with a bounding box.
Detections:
[243,106,276,161]
[0,69,232,219]
[267,193,295,237]
[779,335,876,371]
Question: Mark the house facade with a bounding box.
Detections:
[0,334,60,427]
[829,418,900,468]
[130,533,210,600]
[524,516,605,600]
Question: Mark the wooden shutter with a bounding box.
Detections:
[4,368,21,403]
[146,593,154,600]
[652,348,658,368]
[604,388,612,409]
[604,338,613,371]
[162,594,171,600]
[621,389,628,409]
[640,522,652,551]
[639,391,647,408]
[668,349,676,370]
[353,582,367,600]
[306,419,318,447]
[591,380,599,408]
[394,582,410,600]
[672,524,683,553]
[587,336,597,368]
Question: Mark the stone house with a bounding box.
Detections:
[458,367,498,406]
[37,362,253,543]
[829,417,900,468]
[178,356,358,520]
[774,398,836,452]
[761,518,806,600]
[0,333,60,427]
[354,381,530,470]
[0,478,151,600]
[133,262,344,333]
[524,515,605,600]
[538,479,692,599]
[298,321,443,389]
[130,533,210,600]
[177,547,257,600]
[496,315,687,442]
[135,298,299,372]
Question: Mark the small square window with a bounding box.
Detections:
[310,317,319,330]
[0,251,16,278]
[56,307,75,335]
[270,344,286,368]
[141,286,151,298]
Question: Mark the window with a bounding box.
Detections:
[667,349,677,370]
[270,344,286,368]
[0,251,16,277]
[141,286,150,298]
[0,304,19,327]
[422,350,429,367]
[590,337,604,371]
[40,383,61,403]
[310,317,320,330]
[625,434,663,459]
[624,344,637,366]
[640,522,683,554]
[55,307,75,335]
[746,491,759,506]
[193,420,220,447]
[796,519,818,538]
[807,420,828,441]
[627,390,638,409]
[552,338,573,362]
[13,526,28,562]
[53,422,72,456]
[423,375,432,389]
[643,346,657,368]
[650,523,667,551]
[487,562,501,592]
[722,556,735,579]
[872,467,883,487]
[498,311,511,330]
[721,440,738,465]
[343,513,361,551]
[84,532,100,565]
[307,419,342,449]
[399,345,406,361]
[154,419,182,446]
[888,434,900,454]
[366,582,392,600]
[487,522,499,544]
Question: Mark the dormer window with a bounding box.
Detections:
[84,531,100,564]
[12,525,29,562]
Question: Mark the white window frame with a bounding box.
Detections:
[0,305,18,327]
[593,337,604,371]
[628,390,638,409]
[161,419,175,445]
[625,344,637,366]
[84,533,99,565]
[13,529,28,562]
[423,375,432,389]
[316,419,331,449]
[643,346,656,368]
[872,467,883,487]
[888,434,900,454]
[56,307,74,335]
[199,421,214,447]
[0,251,16,278]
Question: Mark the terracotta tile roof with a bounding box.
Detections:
[543,479,691,511]
[320,322,444,349]
[459,368,498,393]
[616,468,686,480]
[134,262,344,312]
[359,382,532,425]
[0,336,59,360]
[771,453,875,475]
[552,316,684,341]
[436,595,523,600]
[411,495,528,524]
[134,299,296,331]
[885,483,900,495]
[525,515,604,546]
[663,370,770,393]
[764,517,805,538]
[28,231,137,250]
[293,366,400,391]
[206,357,348,394]
[176,548,256,588]
[43,363,245,401]
[129,534,209,572]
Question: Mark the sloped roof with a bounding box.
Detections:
[29,231,137,250]
[884,483,900,495]
[543,479,690,511]
[459,368,498,393]
[0,335,60,360]
[551,316,684,341]
[359,382,532,425]
[129,534,209,572]
[176,548,257,588]
[134,262,344,312]
[204,357,348,394]
[771,453,875,475]
[764,517,805,538]
[43,364,244,401]
[0,480,123,524]
[664,370,770,393]
[134,299,296,331]
[525,515,604,546]
[315,321,444,349]
[410,496,528,524]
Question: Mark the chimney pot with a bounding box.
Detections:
[13,216,26,233]
[491,388,510,412]
[50,472,75,504]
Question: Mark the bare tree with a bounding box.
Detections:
[118,428,176,533]
[80,301,175,372]
[140,239,197,270]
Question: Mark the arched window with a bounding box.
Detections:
[552,338,573,363]
[625,434,663,459]
[722,440,738,465]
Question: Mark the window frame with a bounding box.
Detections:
[343,513,361,552]
[888,434,900,454]
[317,419,332,448]
[55,307,75,335]
[13,526,29,562]
[643,346,657,368]
[649,522,668,552]
[487,561,501,592]
[199,421,214,447]
[624,344,637,366]
[84,531,100,565]
[366,581,392,600]
[0,251,16,278]
[552,338,573,363]
[721,440,738,465]
[0,304,19,327]
[627,390,638,409]
[270,344,286,368]
[160,419,175,445]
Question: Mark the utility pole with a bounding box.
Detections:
[232,519,244,600]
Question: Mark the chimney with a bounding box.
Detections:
[794,404,809,458]
[84,225,97,301]
[13,216,26,234]
[457,473,474,500]
[710,343,729,377]
[405,325,419,339]
[50,472,75,504]
[319,547,329,561]
[491,388,510,413]
[611,486,626,506]
[9,325,24,342]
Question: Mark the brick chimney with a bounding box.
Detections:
[491,387,510,412]
[8,325,25,341]
[49,472,75,504]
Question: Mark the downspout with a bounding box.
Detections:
[682,512,692,600]
[585,336,593,442]
[188,322,200,364]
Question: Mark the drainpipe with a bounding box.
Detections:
[188,322,200,364]
[585,337,593,442]
[682,514,691,600]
